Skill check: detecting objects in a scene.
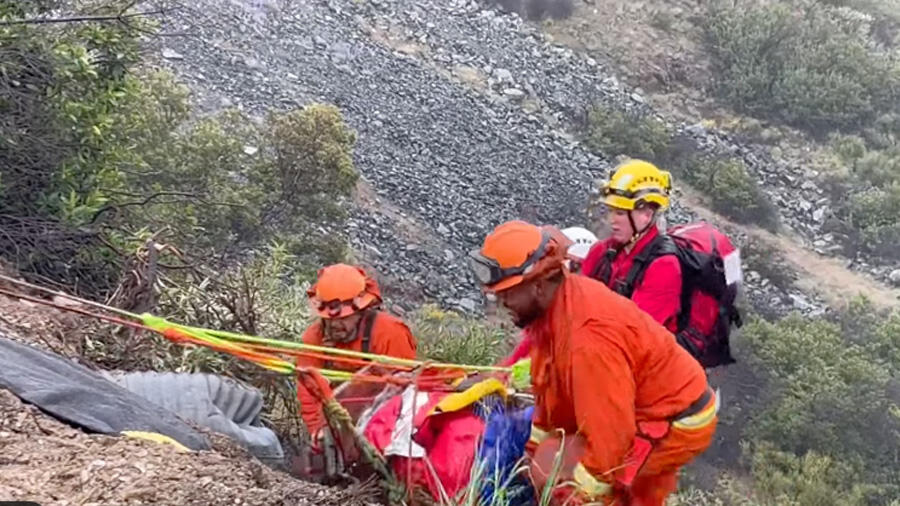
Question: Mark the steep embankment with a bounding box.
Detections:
[0,286,376,506]
[154,0,898,316]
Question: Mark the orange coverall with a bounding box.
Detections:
[296,311,417,436]
[526,272,716,505]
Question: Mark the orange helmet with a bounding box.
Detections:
[307,263,382,319]
[469,220,571,292]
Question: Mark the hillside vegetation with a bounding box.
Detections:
[1,1,899,505]
[554,0,900,261]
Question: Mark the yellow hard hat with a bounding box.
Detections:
[601,159,672,211]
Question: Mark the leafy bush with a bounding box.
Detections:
[825,117,900,258]
[410,304,511,366]
[746,443,876,506]
[842,184,900,258]
[704,1,900,134]
[583,106,673,163]
[0,2,358,296]
[737,305,900,504]
[679,157,778,230]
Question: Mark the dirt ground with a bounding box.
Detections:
[544,0,715,117]
[0,390,379,506]
[0,272,380,506]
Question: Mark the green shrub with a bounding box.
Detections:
[841,184,900,258]
[410,304,511,366]
[738,309,900,503]
[670,476,762,506]
[680,157,778,229]
[583,105,673,163]
[746,443,875,506]
[704,1,900,134]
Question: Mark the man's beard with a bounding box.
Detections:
[323,327,357,345]
[512,303,543,329]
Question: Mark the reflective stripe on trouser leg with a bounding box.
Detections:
[573,462,613,499]
[529,424,549,445]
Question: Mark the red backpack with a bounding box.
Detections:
[592,222,743,368]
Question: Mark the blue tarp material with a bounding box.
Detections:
[0,335,210,451]
[102,370,284,464]
[475,398,536,506]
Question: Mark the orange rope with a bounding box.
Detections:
[0,285,467,389]
[244,343,413,371]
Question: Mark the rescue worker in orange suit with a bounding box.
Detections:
[497,226,598,368]
[580,159,682,332]
[297,263,417,447]
[469,220,717,505]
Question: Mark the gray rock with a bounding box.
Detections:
[503,88,525,99]
[329,42,352,61]
[812,207,826,223]
[789,293,813,310]
[493,68,513,82]
[685,123,707,137]
[458,298,477,312]
[243,56,263,69]
[889,269,900,286]
[162,48,184,60]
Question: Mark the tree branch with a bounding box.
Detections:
[0,9,169,26]
[89,191,246,224]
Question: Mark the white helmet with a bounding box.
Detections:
[561,226,598,261]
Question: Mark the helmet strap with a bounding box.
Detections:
[625,208,656,251]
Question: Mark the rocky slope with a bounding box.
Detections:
[152,0,896,316]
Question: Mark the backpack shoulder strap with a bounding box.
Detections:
[620,234,678,298]
[360,310,378,355]
[590,247,619,284]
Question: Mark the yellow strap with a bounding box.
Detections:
[121,430,192,452]
[672,395,718,430]
[529,424,549,445]
[573,462,613,498]
[432,378,508,414]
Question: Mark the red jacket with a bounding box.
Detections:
[579,225,682,332]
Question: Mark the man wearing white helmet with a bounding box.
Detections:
[560,226,599,273]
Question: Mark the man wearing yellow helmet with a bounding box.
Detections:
[580,159,683,332]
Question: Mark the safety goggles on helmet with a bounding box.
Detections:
[601,186,667,204]
[468,231,551,287]
[311,295,375,319]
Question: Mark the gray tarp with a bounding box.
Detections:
[0,335,210,451]
[101,370,284,464]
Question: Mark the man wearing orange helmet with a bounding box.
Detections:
[297,263,417,442]
[470,220,717,506]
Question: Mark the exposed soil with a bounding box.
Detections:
[0,390,377,506]
[0,277,379,506]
